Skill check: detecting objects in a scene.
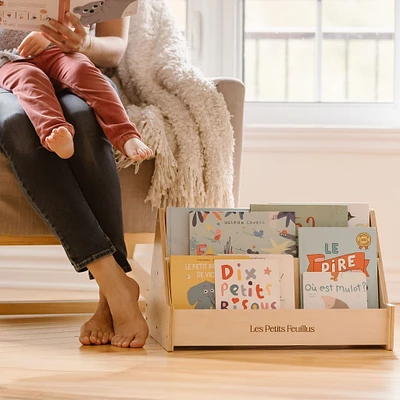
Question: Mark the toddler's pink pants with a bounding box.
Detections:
[0,46,140,154]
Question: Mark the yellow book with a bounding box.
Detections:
[169,255,247,309]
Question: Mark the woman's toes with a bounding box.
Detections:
[90,331,99,345]
[96,332,103,345]
[79,332,91,345]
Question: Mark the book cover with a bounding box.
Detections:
[166,207,249,256]
[169,255,248,310]
[273,202,369,227]
[298,227,378,308]
[217,253,295,309]
[302,271,368,309]
[250,203,349,228]
[189,210,297,257]
[214,258,281,310]
[0,0,138,31]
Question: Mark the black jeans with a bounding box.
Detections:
[0,83,131,277]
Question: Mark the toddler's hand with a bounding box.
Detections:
[18,32,51,58]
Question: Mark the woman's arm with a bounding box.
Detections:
[40,13,130,68]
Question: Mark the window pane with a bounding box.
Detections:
[244,0,395,103]
[167,0,187,35]
[322,0,395,102]
[244,0,316,102]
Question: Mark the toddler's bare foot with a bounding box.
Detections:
[123,137,153,162]
[79,291,114,345]
[45,127,74,159]
[108,276,149,348]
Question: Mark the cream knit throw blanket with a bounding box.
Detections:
[113,0,235,209]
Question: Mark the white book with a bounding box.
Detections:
[0,0,138,31]
[218,253,295,309]
[302,271,368,309]
[214,258,281,310]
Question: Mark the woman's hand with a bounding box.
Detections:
[40,12,91,53]
[18,32,51,58]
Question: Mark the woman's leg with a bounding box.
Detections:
[0,88,148,347]
[57,89,147,347]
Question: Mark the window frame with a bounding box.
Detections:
[186,0,400,127]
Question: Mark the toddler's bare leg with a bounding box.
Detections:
[123,138,153,162]
[45,127,74,159]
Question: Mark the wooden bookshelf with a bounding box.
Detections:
[146,208,395,351]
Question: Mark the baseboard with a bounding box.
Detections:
[0,244,152,293]
[382,260,400,304]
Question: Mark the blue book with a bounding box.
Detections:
[166,207,249,256]
[298,227,378,308]
[189,210,297,256]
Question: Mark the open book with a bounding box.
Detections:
[0,0,138,31]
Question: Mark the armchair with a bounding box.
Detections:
[0,78,244,258]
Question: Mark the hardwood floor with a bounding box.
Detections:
[0,245,399,399]
[0,309,400,400]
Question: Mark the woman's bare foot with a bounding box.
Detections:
[109,276,149,348]
[45,127,74,159]
[88,256,149,348]
[123,137,153,162]
[79,291,114,345]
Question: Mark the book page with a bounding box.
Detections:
[0,1,60,31]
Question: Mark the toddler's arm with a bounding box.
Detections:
[18,32,51,58]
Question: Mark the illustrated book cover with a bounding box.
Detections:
[216,254,296,309]
[0,0,138,31]
[169,255,248,310]
[298,227,378,308]
[166,207,249,257]
[250,203,349,228]
[302,271,368,309]
[281,202,369,227]
[214,258,281,310]
[189,210,297,257]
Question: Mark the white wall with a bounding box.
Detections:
[239,126,400,301]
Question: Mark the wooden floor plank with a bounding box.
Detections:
[0,310,400,399]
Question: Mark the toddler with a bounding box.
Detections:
[0,28,152,160]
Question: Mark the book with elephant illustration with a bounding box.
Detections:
[0,0,138,31]
[189,210,297,257]
[169,255,249,310]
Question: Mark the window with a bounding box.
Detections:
[183,0,400,127]
[244,0,395,103]
[167,0,187,35]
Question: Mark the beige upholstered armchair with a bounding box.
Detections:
[0,78,244,258]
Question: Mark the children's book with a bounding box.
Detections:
[166,207,249,257]
[169,255,248,310]
[298,227,378,308]
[250,203,349,228]
[214,258,281,310]
[189,210,297,257]
[0,0,138,31]
[273,202,369,227]
[302,271,368,309]
[217,254,296,309]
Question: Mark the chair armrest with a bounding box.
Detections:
[212,77,245,206]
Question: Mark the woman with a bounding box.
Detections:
[0,13,149,348]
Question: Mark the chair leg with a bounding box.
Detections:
[124,233,155,259]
